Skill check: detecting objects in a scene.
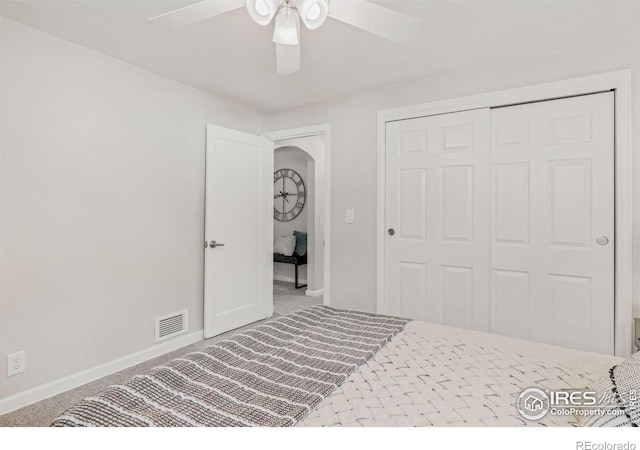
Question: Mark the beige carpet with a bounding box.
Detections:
[0,281,322,427]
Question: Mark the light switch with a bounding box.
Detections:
[346,209,355,224]
[319,214,324,225]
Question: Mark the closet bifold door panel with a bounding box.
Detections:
[385,108,492,333]
[490,92,614,354]
[384,92,615,354]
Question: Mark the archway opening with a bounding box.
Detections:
[273,139,325,309]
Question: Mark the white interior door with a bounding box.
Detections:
[204,125,273,338]
[490,92,614,354]
[385,108,492,331]
[384,92,615,354]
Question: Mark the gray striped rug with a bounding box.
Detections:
[51,305,409,427]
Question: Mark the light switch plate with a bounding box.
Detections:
[346,209,355,224]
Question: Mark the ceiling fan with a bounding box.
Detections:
[147,0,421,75]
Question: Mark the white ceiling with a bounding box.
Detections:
[2,1,639,112]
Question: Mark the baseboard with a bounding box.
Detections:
[0,330,204,416]
[305,288,324,297]
[273,275,307,285]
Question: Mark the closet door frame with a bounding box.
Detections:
[376,70,633,357]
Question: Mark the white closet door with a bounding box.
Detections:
[385,108,491,332]
[384,92,615,354]
[490,92,614,354]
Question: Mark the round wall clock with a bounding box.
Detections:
[274,168,306,222]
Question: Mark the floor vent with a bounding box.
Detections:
[155,309,188,342]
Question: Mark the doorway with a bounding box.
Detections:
[203,123,331,337]
[263,124,331,309]
[272,139,325,309]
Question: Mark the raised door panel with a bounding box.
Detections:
[398,169,427,240]
[398,262,427,320]
[399,129,429,155]
[548,159,592,248]
[551,113,592,144]
[493,119,530,149]
[441,165,473,243]
[493,163,530,245]
[443,124,474,152]
[442,265,473,329]
[548,274,592,352]
[491,270,529,340]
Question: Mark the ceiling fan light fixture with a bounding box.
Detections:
[246,0,278,26]
[297,0,328,30]
[272,8,300,45]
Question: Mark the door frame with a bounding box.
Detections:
[376,70,633,357]
[262,123,332,306]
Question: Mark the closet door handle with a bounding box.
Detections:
[209,240,225,249]
[388,228,395,236]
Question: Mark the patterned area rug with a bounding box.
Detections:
[51,306,409,427]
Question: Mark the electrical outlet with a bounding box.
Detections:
[7,351,26,377]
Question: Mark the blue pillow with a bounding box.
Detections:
[293,231,307,256]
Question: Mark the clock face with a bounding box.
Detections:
[274,169,306,222]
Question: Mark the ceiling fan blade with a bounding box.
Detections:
[328,0,420,44]
[276,43,300,75]
[147,0,245,30]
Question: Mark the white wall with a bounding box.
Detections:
[0,18,260,399]
[273,147,308,283]
[261,36,640,316]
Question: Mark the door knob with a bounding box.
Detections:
[596,236,609,246]
[388,228,395,236]
[209,240,225,249]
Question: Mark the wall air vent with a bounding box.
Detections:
[155,309,188,342]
